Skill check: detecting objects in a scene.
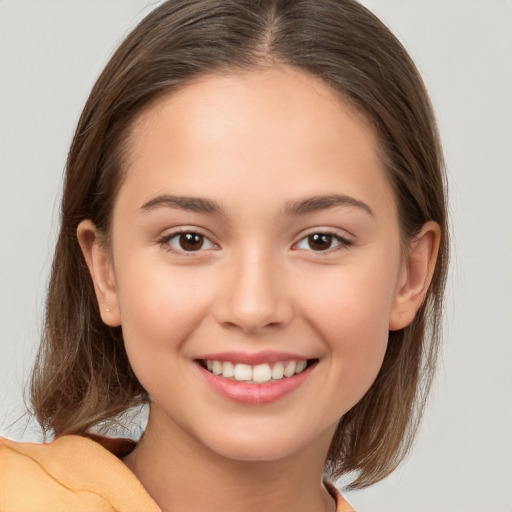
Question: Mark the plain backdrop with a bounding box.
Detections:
[0,1,511,511]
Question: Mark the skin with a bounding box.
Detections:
[78,66,440,512]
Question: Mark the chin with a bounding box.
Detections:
[213,440,298,463]
[197,425,325,464]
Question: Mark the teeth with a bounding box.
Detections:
[283,361,296,377]
[212,360,222,375]
[222,361,235,378]
[234,364,252,381]
[203,359,309,383]
[295,360,307,374]
[252,364,272,383]
[271,362,284,380]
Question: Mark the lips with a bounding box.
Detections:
[195,352,318,405]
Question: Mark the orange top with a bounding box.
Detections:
[0,435,355,511]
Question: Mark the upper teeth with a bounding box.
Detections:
[205,360,308,383]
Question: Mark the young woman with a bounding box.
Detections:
[0,1,448,510]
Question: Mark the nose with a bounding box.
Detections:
[212,249,294,334]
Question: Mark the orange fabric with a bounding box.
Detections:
[0,436,354,511]
[0,436,160,512]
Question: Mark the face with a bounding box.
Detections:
[85,67,414,462]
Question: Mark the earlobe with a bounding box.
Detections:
[77,220,121,327]
[389,221,441,331]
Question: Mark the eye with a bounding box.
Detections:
[161,231,217,253]
[295,232,351,252]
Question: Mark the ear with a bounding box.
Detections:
[389,221,441,331]
[77,220,121,327]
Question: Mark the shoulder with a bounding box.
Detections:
[324,479,357,512]
[0,435,160,512]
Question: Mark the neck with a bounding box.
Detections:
[123,404,336,512]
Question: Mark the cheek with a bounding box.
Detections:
[114,259,213,367]
[303,262,396,339]
[297,254,400,398]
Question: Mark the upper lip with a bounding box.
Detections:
[196,351,313,366]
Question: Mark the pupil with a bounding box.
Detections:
[179,233,203,251]
[308,233,332,251]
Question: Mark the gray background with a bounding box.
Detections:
[0,1,511,511]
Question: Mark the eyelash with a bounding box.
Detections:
[293,231,353,253]
[158,229,218,255]
[158,229,352,255]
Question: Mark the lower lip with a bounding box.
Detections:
[197,363,314,405]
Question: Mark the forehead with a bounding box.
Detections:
[118,66,395,218]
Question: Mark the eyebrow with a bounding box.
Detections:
[284,194,374,217]
[140,195,225,216]
[140,193,373,217]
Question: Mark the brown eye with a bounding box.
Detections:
[179,233,204,251]
[163,231,216,253]
[307,233,334,251]
[295,232,350,253]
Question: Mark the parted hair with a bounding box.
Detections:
[30,0,448,489]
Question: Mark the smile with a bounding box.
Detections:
[196,354,318,404]
[202,359,311,384]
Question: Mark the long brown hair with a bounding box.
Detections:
[30,0,448,488]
